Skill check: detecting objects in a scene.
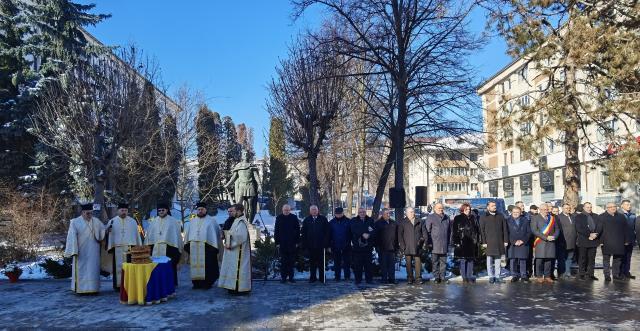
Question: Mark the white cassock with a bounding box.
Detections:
[145,215,183,257]
[106,216,142,288]
[218,215,252,292]
[184,215,220,282]
[64,216,106,294]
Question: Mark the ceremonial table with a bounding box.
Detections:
[119,257,175,305]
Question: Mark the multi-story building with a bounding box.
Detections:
[478,59,639,212]
[406,136,483,207]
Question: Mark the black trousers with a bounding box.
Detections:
[184,243,219,289]
[603,254,623,278]
[578,246,597,277]
[332,248,351,280]
[431,253,447,280]
[308,248,325,281]
[280,247,296,281]
[379,251,396,281]
[352,250,373,283]
[535,258,553,277]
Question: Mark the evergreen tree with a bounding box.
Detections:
[268,117,292,215]
[489,0,640,206]
[160,114,180,203]
[220,116,241,196]
[0,0,35,185]
[196,105,222,208]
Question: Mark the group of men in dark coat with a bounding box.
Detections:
[274,204,400,284]
[273,198,637,284]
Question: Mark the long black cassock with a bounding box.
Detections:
[145,215,183,285]
[184,215,221,289]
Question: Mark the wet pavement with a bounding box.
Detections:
[2,251,640,330]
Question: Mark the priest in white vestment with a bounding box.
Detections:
[106,202,142,290]
[64,203,106,294]
[184,201,221,289]
[219,204,252,294]
[145,201,183,285]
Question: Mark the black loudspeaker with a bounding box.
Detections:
[389,187,406,208]
[415,186,429,206]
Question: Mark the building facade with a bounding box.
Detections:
[478,59,639,212]
[406,136,483,207]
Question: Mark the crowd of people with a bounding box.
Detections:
[274,200,639,285]
[62,197,637,297]
[64,202,252,295]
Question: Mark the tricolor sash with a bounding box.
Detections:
[533,215,555,248]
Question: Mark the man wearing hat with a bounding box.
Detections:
[328,207,352,282]
[145,202,183,285]
[64,203,106,294]
[106,202,142,290]
[184,202,221,289]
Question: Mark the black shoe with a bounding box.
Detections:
[280,279,287,284]
[511,277,520,283]
[419,278,427,284]
[522,277,530,283]
[288,279,296,283]
[489,277,495,284]
[589,276,598,281]
[408,279,415,285]
[470,278,476,283]
[626,274,636,280]
[613,276,626,281]
[309,278,317,283]
[335,278,341,282]
[388,280,398,285]
[605,276,612,282]
[355,280,362,285]
[435,278,442,284]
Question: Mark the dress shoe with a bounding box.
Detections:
[589,276,598,281]
[613,276,626,281]
[309,278,317,283]
[522,277,531,283]
[470,278,476,283]
[419,278,428,284]
[626,274,636,280]
[408,279,415,285]
[511,277,520,283]
[604,276,612,282]
[435,278,442,284]
[280,279,287,284]
[288,279,296,283]
[489,277,495,284]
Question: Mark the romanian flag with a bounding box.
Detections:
[119,262,175,305]
[533,215,556,248]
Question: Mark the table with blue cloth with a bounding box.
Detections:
[119,259,175,305]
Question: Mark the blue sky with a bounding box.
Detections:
[82,1,511,154]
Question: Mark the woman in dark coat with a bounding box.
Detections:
[451,203,480,283]
[506,206,531,282]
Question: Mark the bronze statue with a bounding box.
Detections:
[224,149,260,223]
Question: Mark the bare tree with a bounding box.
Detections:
[267,35,349,206]
[293,0,484,217]
[31,46,173,220]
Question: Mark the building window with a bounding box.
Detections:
[520,174,532,196]
[510,151,514,164]
[470,168,478,177]
[503,152,508,166]
[601,171,614,192]
[470,153,478,161]
[436,183,467,192]
[503,178,514,198]
[546,138,555,154]
[519,65,528,82]
[489,181,498,197]
[470,183,478,191]
[520,122,532,135]
[597,119,617,141]
[540,170,554,192]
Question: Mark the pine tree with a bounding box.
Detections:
[220,116,241,197]
[268,117,292,215]
[196,105,222,208]
[0,0,35,185]
[160,114,180,203]
[236,123,255,161]
[489,0,640,207]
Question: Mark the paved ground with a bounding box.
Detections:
[2,251,640,330]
